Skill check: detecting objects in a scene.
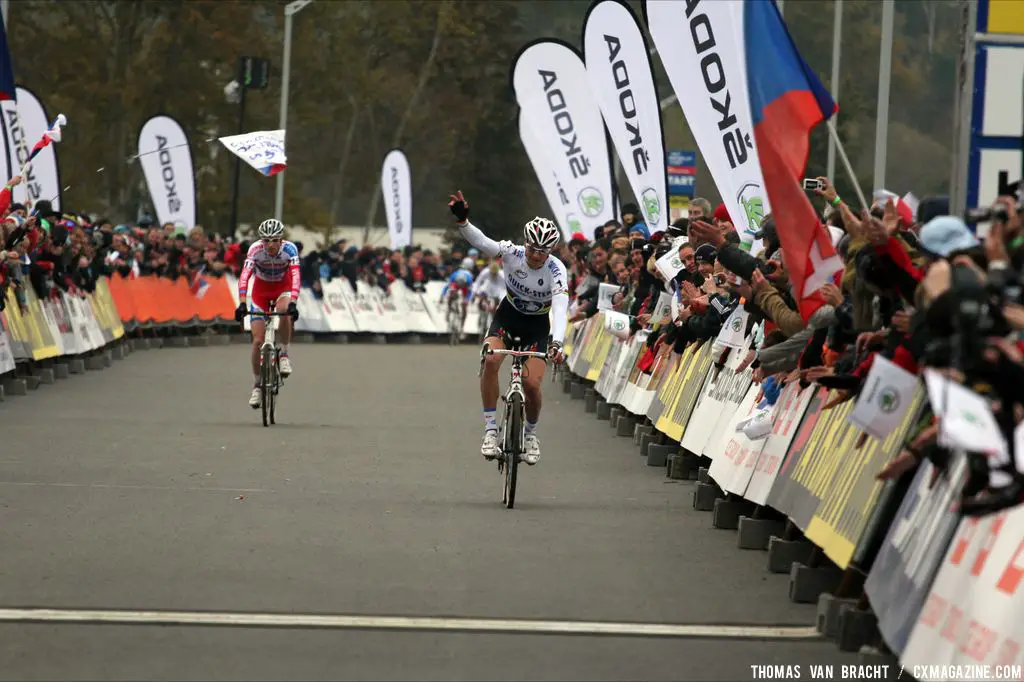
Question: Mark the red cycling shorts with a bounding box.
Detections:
[250,277,292,315]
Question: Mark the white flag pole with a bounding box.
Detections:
[827,120,869,213]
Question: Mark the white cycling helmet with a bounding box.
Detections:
[524,217,560,251]
[258,218,285,239]
[461,257,475,270]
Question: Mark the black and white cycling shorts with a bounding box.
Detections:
[486,297,549,353]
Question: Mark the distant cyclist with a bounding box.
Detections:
[234,218,301,409]
[472,258,506,312]
[447,190,567,465]
[440,256,475,332]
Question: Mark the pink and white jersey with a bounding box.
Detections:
[238,240,301,299]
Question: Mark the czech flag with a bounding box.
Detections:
[744,0,842,320]
[26,114,66,163]
[188,265,210,299]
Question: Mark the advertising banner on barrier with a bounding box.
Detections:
[643,0,769,248]
[707,385,763,494]
[765,387,834,528]
[901,504,1024,676]
[802,388,926,569]
[583,0,668,233]
[2,292,31,360]
[655,341,715,442]
[606,335,644,406]
[0,318,15,374]
[647,344,687,425]
[595,328,624,398]
[585,321,615,381]
[743,384,816,505]
[22,286,59,360]
[682,347,752,457]
[138,115,196,231]
[512,40,616,240]
[865,454,968,656]
[381,149,412,249]
[14,87,61,211]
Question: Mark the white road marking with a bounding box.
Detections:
[0,481,268,493]
[0,608,821,640]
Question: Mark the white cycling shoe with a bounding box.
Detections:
[481,430,500,460]
[523,433,540,465]
[279,355,293,377]
[248,387,261,409]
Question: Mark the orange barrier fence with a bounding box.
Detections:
[107,274,236,327]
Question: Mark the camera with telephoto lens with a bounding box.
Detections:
[922,261,1012,371]
[756,261,777,275]
[963,202,1024,224]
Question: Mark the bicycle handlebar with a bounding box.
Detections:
[483,348,548,359]
[244,311,293,317]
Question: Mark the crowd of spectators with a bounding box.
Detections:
[562,187,1024,515]
[0,172,480,313]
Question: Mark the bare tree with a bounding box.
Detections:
[361,1,449,245]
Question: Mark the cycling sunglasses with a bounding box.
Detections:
[262,237,282,244]
[526,245,551,255]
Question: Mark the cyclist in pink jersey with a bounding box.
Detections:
[234,218,301,409]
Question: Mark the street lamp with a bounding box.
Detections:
[273,0,314,224]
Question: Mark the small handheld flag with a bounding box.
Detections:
[218,130,287,177]
[19,113,66,176]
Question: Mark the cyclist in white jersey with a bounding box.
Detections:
[471,259,506,309]
[234,218,301,409]
[447,190,567,464]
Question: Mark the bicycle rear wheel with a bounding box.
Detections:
[269,349,279,425]
[260,346,273,427]
[504,393,523,509]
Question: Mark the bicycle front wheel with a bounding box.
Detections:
[260,346,273,427]
[269,350,278,425]
[504,392,523,509]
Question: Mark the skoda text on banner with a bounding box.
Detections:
[137,115,196,232]
[12,87,60,210]
[380,149,412,250]
[218,129,287,177]
[511,39,616,240]
[1,98,35,207]
[582,0,668,234]
[643,0,768,249]
[518,110,575,238]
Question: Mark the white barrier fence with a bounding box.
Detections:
[225,275,501,337]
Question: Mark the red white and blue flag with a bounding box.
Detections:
[24,113,66,167]
[744,0,841,320]
[189,265,210,299]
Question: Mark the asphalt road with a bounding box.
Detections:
[0,341,860,681]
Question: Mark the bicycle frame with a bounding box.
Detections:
[479,343,547,457]
[246,310,291,427]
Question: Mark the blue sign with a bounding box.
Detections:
[964,0,1024,209]
[667,150,697,198]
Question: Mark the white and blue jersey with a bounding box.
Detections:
[441,268,475,299]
